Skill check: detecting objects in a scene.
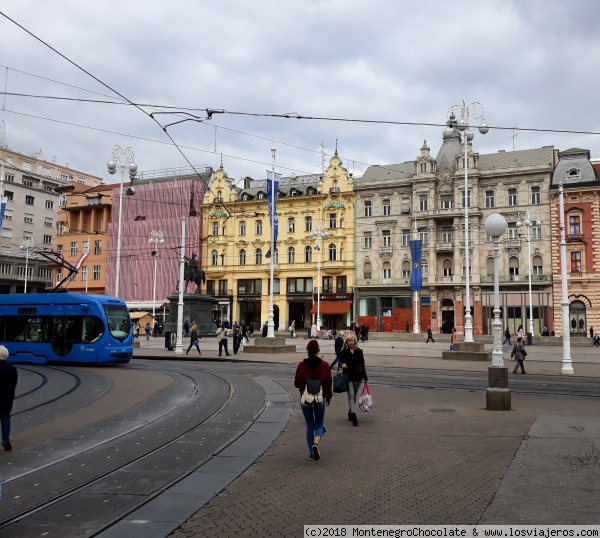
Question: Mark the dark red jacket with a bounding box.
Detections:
[294,356,333,403]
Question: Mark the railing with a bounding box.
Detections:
[505,239,521,249]
[479,274,553,283]
[379,245,393,253]
[329,187,340,195]
[435,241,453,250]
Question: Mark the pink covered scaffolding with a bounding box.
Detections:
[105,178,206,301]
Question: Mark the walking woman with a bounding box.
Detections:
[511,336,527,374]
[294,340,332,461]
[185,321,203,356]
[338,333,368,426]
[517,324,525,341]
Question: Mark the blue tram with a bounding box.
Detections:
[0,293,133,364]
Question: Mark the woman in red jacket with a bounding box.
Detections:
[294,339,332,461]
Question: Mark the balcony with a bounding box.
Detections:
[356,277,429,286]
[321,260,351,275]
[435,241,454,252]
[427,207,483,219]
[329,187,340,195]
[505,239,522,249]
[479,274,553,283]
[205,266,226,279]
[379,245,393,255]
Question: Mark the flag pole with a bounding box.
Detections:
[267,144,276,338]
[413,216,420,334]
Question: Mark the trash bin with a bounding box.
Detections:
[527,332,533,346]
[164,331,177,350]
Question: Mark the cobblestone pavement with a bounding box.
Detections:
[171,382,600,536]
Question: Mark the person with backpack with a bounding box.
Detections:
[294,339,332,462]
[511,336,527,374]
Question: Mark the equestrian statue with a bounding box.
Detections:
[177,253,206,294]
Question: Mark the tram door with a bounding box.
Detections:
[51,312,77,361]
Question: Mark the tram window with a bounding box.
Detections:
[27,318,46,342]
[104,304,130,342]
[82,316,104,343]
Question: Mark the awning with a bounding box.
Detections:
[310,301,351,315]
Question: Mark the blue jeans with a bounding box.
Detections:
[301,402,326,455]
[0,401,13,443]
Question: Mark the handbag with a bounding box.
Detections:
[358,382,373,412]
[333,366,349,393]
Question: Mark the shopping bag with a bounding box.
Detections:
[333,366,349,393]
[358,382,373,412]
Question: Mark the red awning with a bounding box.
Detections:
[310,301,351,315]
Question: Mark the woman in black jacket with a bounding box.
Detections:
[338,333,368,426]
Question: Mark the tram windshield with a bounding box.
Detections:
[103,305,131,343]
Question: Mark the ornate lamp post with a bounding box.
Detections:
[309,222,330,334]
[20,238,34,293]
[107,145,137,298]
[558,182,574,374]
[517,210,541,338]
[485,213,510,410]
[148,230,165,321]
[449,101,489,342]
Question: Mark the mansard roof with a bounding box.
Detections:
[479,147,555,170]
[356,162,414,185]
[236,173,322,200]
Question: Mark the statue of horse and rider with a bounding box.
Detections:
[177,253,206,294]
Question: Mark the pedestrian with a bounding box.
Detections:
[144,322,151,341]
[261,321,268,338]
[294,339,332,461]
[451,327,459,346]
[364,324,369,341]
[354,323,361,341]
[133,321,139,339]
[405,321,410,333]
[426,326,435,343]
[511,336,527,374]
[241,322,249,343]
[232,326,242,354]
[542,325,549,337]
[0,345,18,451]
[331,331,345,368]
[517,324,525,341]
[219,325,231,356]
[153,321,159,337]
[289,320,296,338]
[590,326,594,340]
[338,333,368,427]
[183,319,190,337]
[311,322,318,339]
[503,327,512,346]
[248,324,254,338]
[185,321,203,356]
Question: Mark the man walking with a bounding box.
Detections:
[503,327,512,346]
[218,325,231,356]
[426,326,435,343]
[0,345,18,451]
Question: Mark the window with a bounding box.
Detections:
[216,190,222,201]
[82,241,90,254]
[256,220,263,234]
[461,190,471,208]
[329,213,337,229]
[304,246,312,263]
[4,190,13,201]
[322,276,333,293]
[363,262,372,279]
[70,242,78,256]
[382,199,391,216]
[532,225,542,240]
[384,262,392,279]
[57,245,63,256]
[212,221,219,236]
[267,278,280,294]
[328,243,336,261]
[462,259,472,277]
[56,270,62,285]
[364,200,372,217]
[305,216,312,232]
[531,186,541,205]
[242,194,249,201]
[43,234,52,245]
[364,233,372,249]
[442,227,452,243]
[419,195,428,211]
[60,173,69,182]
[4,173,14,183]
[508,188,517,207]
[25,195,35,206]
[485,190,495,208]
[336,276,347,292]
[23,179,33,187]
[569,215,581,235]
[239,249,246,266]
[571,251,582,273]
[24,214,34,224]
[419,227,428,244]
[58,194,67,206]
[290,190,297,197]
[532,255,543,275]
[382,230,391,247]
[239,221,246,235]
[507,224,519,240]
[509,257,519,276]
[45,200,54,210]
[238,279,262,295]
[257,192,265,200]
[421,259,428,277]
[443,259,453,277]
[218,280,228,295]
[402,229,410,247]
[44,217,53,228]
[17,265,32,279]
[211,250,218,265]
[286,277,313,293]
[94,240,101,255]
[440,195,452,209]
[0,264,11,275]
[255,248,262,265]
[567,167,581,179]
[80,266,88,281]
[87,197,102,206]
[93,265,101,280]
[288,218,295,233]
[401,260,410,278]
[288,247,295,264]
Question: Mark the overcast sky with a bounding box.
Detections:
[1,0,599,187]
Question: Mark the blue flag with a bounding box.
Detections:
[0,197,7,231]
[409,239,422,291]
[266,171,280,257]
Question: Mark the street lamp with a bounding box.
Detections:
[450,101,489,342]
[107,145,137,298]
[517,210,541,338]
[20,238,34,293]
[309,222,330,334]
[485,213,510,411]
[148,229,165,321]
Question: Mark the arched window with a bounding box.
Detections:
[532,255,543,275]
[328,243,336,261]
[443,259,453,277]
[217,190,222,201]
[257,192,265,200]
[211,250,218,266]
[383,261,392,279]
[239,249,246,266]
[304,246,312,263]
[401,260,411,278]
[242,193,249,201]
[364,262,372,279]
[255,248,262,265]
[462,257,472,277]
[486,257,494,276]
[288,246,295,264]
[509,256,519,277]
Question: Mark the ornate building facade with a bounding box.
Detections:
[355,116,556,335]
[201,152,355,331]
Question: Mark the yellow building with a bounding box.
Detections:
[201,151,355,332]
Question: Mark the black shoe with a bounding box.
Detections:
[351,413,358,426]
[522,372,526,374]
[3,441,12,451]
[348,410,352,421]
[512,370,517,374]
[312,444,320,461]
